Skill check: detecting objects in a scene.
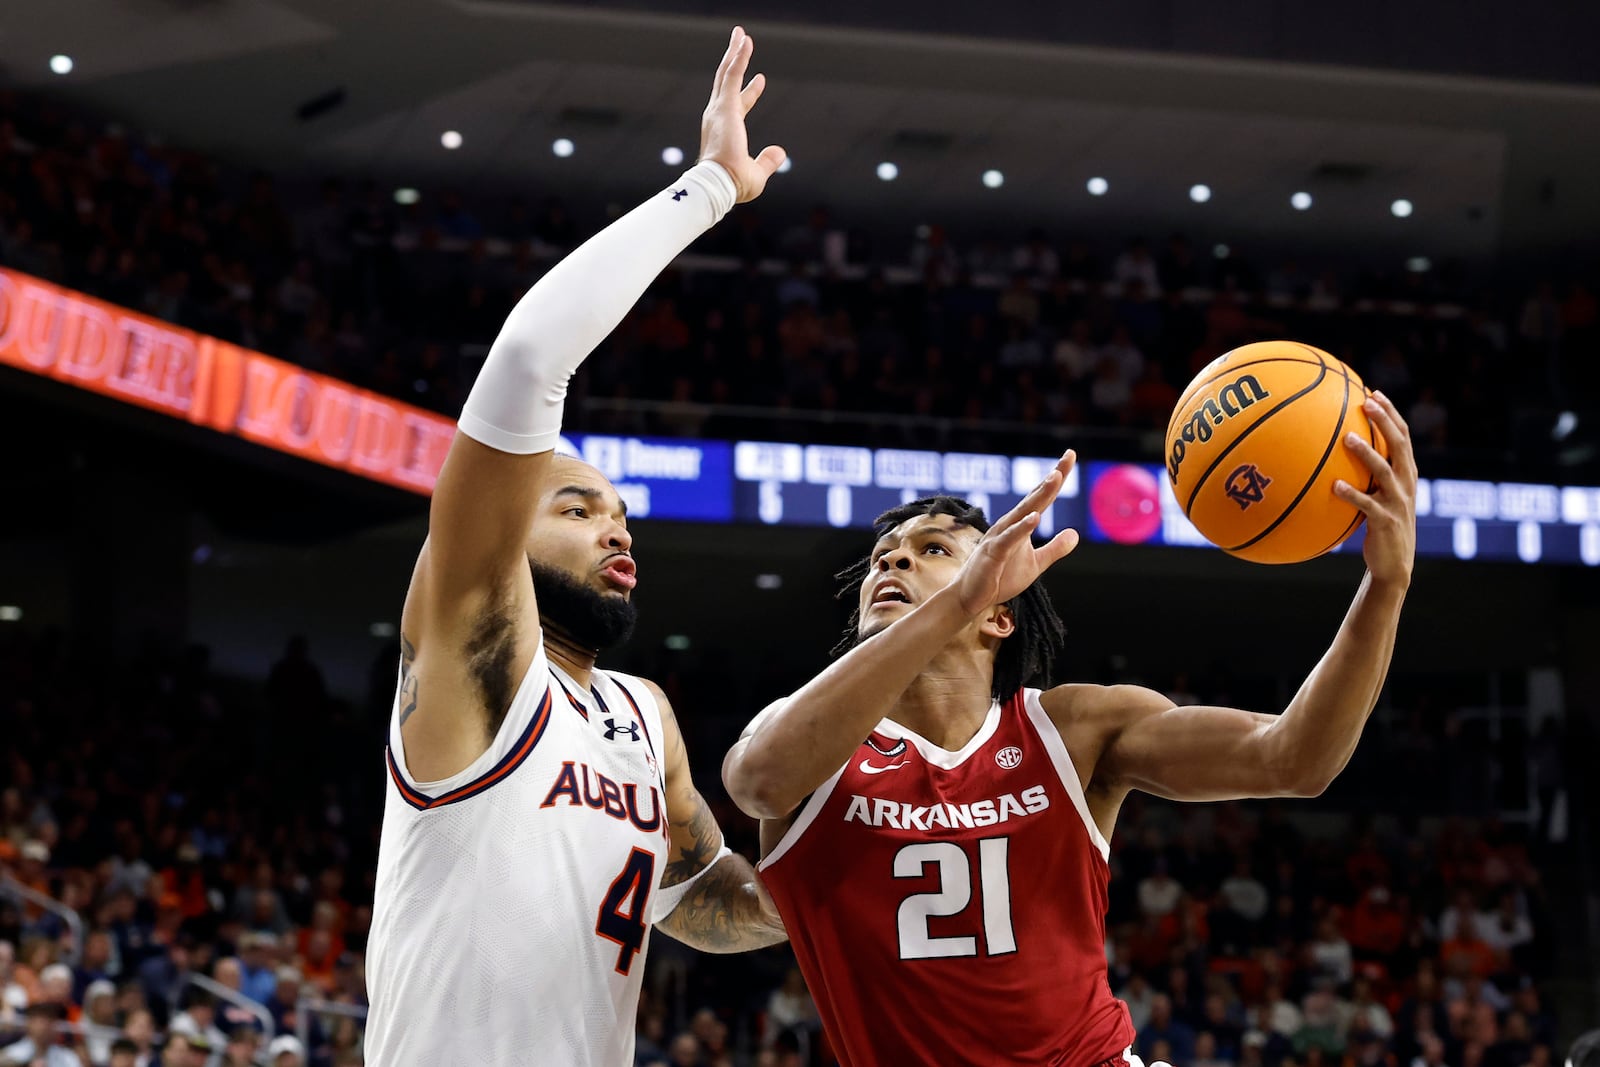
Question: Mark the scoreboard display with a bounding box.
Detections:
[558,433,1600,567]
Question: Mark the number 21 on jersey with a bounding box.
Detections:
[894,837,1015,960]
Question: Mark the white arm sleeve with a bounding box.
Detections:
[456,161,738,454]
[652,843,733,924]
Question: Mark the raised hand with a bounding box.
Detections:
[1335,391,1418,590]
[955,450,1082,616]
[699,26,787,203]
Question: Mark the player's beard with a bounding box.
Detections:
[530,562,638,651]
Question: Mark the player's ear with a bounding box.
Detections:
[979,604,1015,641]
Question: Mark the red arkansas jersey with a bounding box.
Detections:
[758,688,1134,1067]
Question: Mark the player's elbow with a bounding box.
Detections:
[722,748,802,821]
[1281,765,1336,798]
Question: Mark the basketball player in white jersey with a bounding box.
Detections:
[366,28,788,1066]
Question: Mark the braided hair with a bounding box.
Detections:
[830,495,1067,701]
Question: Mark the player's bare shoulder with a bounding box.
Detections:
[1038,683,1175,785]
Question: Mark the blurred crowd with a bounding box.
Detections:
[0,621,1569,1067]
[1,91,1596,475]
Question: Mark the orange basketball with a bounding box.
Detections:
[1164,340,1389,564]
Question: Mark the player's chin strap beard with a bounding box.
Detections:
[530,562,639,658]
[540,619,601,667]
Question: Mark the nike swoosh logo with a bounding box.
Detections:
[858,759,908,775]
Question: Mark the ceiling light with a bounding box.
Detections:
[1213,244,1230,259]
[552,138,575,158]
[1291,191,1312,210]
[981,169,1004,189]
[440,130,463,150]
[1190,183,1212,203]
[1391,198,1414,218]
[0,606,20,622]
[49,55,73,75]
[1086,177,1108,196]
[661,146,684,166]
[369,622,398,638]
[876,161,899,181]
[393,188,420,205]
[664,634,691,651]
[754,574,783,590]
[1406,256,1432,272]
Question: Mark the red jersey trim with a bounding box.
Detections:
[757,762,847,871]
[1020,689,1111,862]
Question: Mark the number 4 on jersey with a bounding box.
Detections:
[596,848,655,975]
[894,838,1015,960]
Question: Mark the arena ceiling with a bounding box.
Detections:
[3,0,1598,263]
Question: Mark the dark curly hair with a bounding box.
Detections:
[830,495,1067,701]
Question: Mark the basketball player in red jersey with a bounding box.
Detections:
[723,397,1417,1067]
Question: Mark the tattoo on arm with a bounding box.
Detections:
[662,791,720,887]
[397,633,420,726]
[656,853,788,953]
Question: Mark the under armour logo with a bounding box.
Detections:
[670,188,689,201]
[603,718,641,742]
[1224,463,1272,510]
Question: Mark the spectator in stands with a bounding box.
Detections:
[81,979,122,1067]
[1295,988,1346,1059]
[73,930,115,1005]
[122,1010,157,1067]
[1199,992,1244,1062]
[1114,238,1162,294]
[762,967,818,1050]
[0,942,24,1030]
[2,1002,78,1066]
[136,935,192,1025]
[106,840,154,902]
[109,1037,142,1067]
[1439,888,1483,943]
[1193,1030,1228,1067]
[219,1027,259,1067]
[1441,914,1498,980]
[1138,858,1184,919]
[1122,973,1156,1033]
[33,963,74,1022]
[1413,1032,1451,1067]
[1011,228,1059,278]
[1345,977,1394,1043]
[169,988,228,1066]
[1485,1012,1538,1067]
[1479,891,1533,961]
[265,1035,304,1067]
[666,1031,708,1067]
[236,935,277,1007]
[1089,356,1133,425]
[1140,994,1197,1065]
[1305,916,1354,987]
[158,1030,210,1067]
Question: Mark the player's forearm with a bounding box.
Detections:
[456,162,736,454]
[655,852,787,953]
[724,586,973,818]
[1267,572,1407,794]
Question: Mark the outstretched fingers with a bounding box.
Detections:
[1037,527,1081,566]
[711,27,745,96]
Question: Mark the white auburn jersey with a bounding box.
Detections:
[366,635,670,1066]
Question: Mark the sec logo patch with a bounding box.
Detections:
[995,746,1023,769]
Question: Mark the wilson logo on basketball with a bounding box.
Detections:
[1166,374,1272,482]
[995,746,1023,769]
[1224,464,1272,509]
